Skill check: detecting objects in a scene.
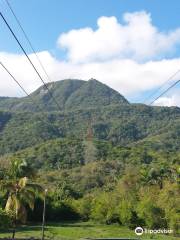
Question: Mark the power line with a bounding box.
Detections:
[0,59,179,143]
[143,69,180,104]
[0,60,47,115]
[150,79,180,105]
[4,0,54,86]
[0,61,29,98]
[0,11,62,111]
[0,60,63,136]
[0,6,66,133]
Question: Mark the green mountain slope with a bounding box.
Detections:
[0,79,179,234]
[0,79,128,112]
[0,103,179,156]
[5,124,180,170]
[65,79,128,109]
[0,78,179,163]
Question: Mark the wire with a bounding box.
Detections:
[0,60,47,115]
[0,61,29,97]
[4,0,54,86]
[150,79,180,105]
[0,60,64,137]
[0,59,179,148]
[0,11,62,111]
[143,69,180,104]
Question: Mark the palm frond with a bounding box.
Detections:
[5,195,15,213]
[4,177,43,224]
[26,183,44,195]
[18,177,28,189]
[20,189,35,210]
[0,180,14,192]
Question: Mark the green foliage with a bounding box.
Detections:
[10,138,85,169]
[1,177,43,224]
[90,192,118,224]
[137,188,167,229]
[9,159,35,179]
[157,182,180,234]
[0,79,179,235]
[0,92,179,156]
[0,208,12,229]
[28,197,80,222]
[72,194,94,220]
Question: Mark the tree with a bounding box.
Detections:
[9,158,35,179]
[1,177,43,239]
[147,167,171,189]
[137,186,167,229]
[91,191,118,224]
[158,182,180,235]
[115,166,141,228]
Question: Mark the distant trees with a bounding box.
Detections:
[70,164,179,235]
[83,140,97,164]
[0,113,179,237]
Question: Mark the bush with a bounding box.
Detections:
[137,197,167,229]
[0,208,12,229]
[90,192,119,224]
[72,194,94,220]
[157,182,180,235]
[28,197,80,222]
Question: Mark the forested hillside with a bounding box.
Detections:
[0,101,180,156]
[0,79,179,235]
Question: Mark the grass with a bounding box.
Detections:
[0,222,179,240]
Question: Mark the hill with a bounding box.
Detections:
[0,78,179,166]
[0,79,179,234]
[0,103,179,156]
[0,79,128,112]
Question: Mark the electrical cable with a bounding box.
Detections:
[4,0,55,86]
[0,11,62,112]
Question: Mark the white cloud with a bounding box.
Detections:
[0,50,180,107]
[154,93,180,107]
[58,11,180,63]
[0,51,58,97]
[0,11,180,107]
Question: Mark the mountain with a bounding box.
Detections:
[0,79,128,112]
[0,78,179,169]
[64,79,128,109]
[0,79,179,233]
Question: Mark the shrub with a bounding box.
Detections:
[0,208,12,229]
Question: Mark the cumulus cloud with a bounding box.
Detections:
[0,11,180,107]
[58,11,180,63]
[154,93,180,107]
[0,51,59,96]
[1,50,180,106]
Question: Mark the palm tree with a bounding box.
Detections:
[1,177,43,239]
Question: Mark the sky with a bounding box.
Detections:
[0,0,180,106]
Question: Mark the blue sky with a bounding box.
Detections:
[0,0,180,106]
[1,0,180,54]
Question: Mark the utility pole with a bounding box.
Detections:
[41,189,48,240]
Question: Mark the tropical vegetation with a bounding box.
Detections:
[0,79,179,239]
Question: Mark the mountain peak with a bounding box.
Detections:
[88,78,99,82]
[64,79,129,109]
[0,79,129,112]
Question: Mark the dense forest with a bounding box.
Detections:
[0,79,179,236]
